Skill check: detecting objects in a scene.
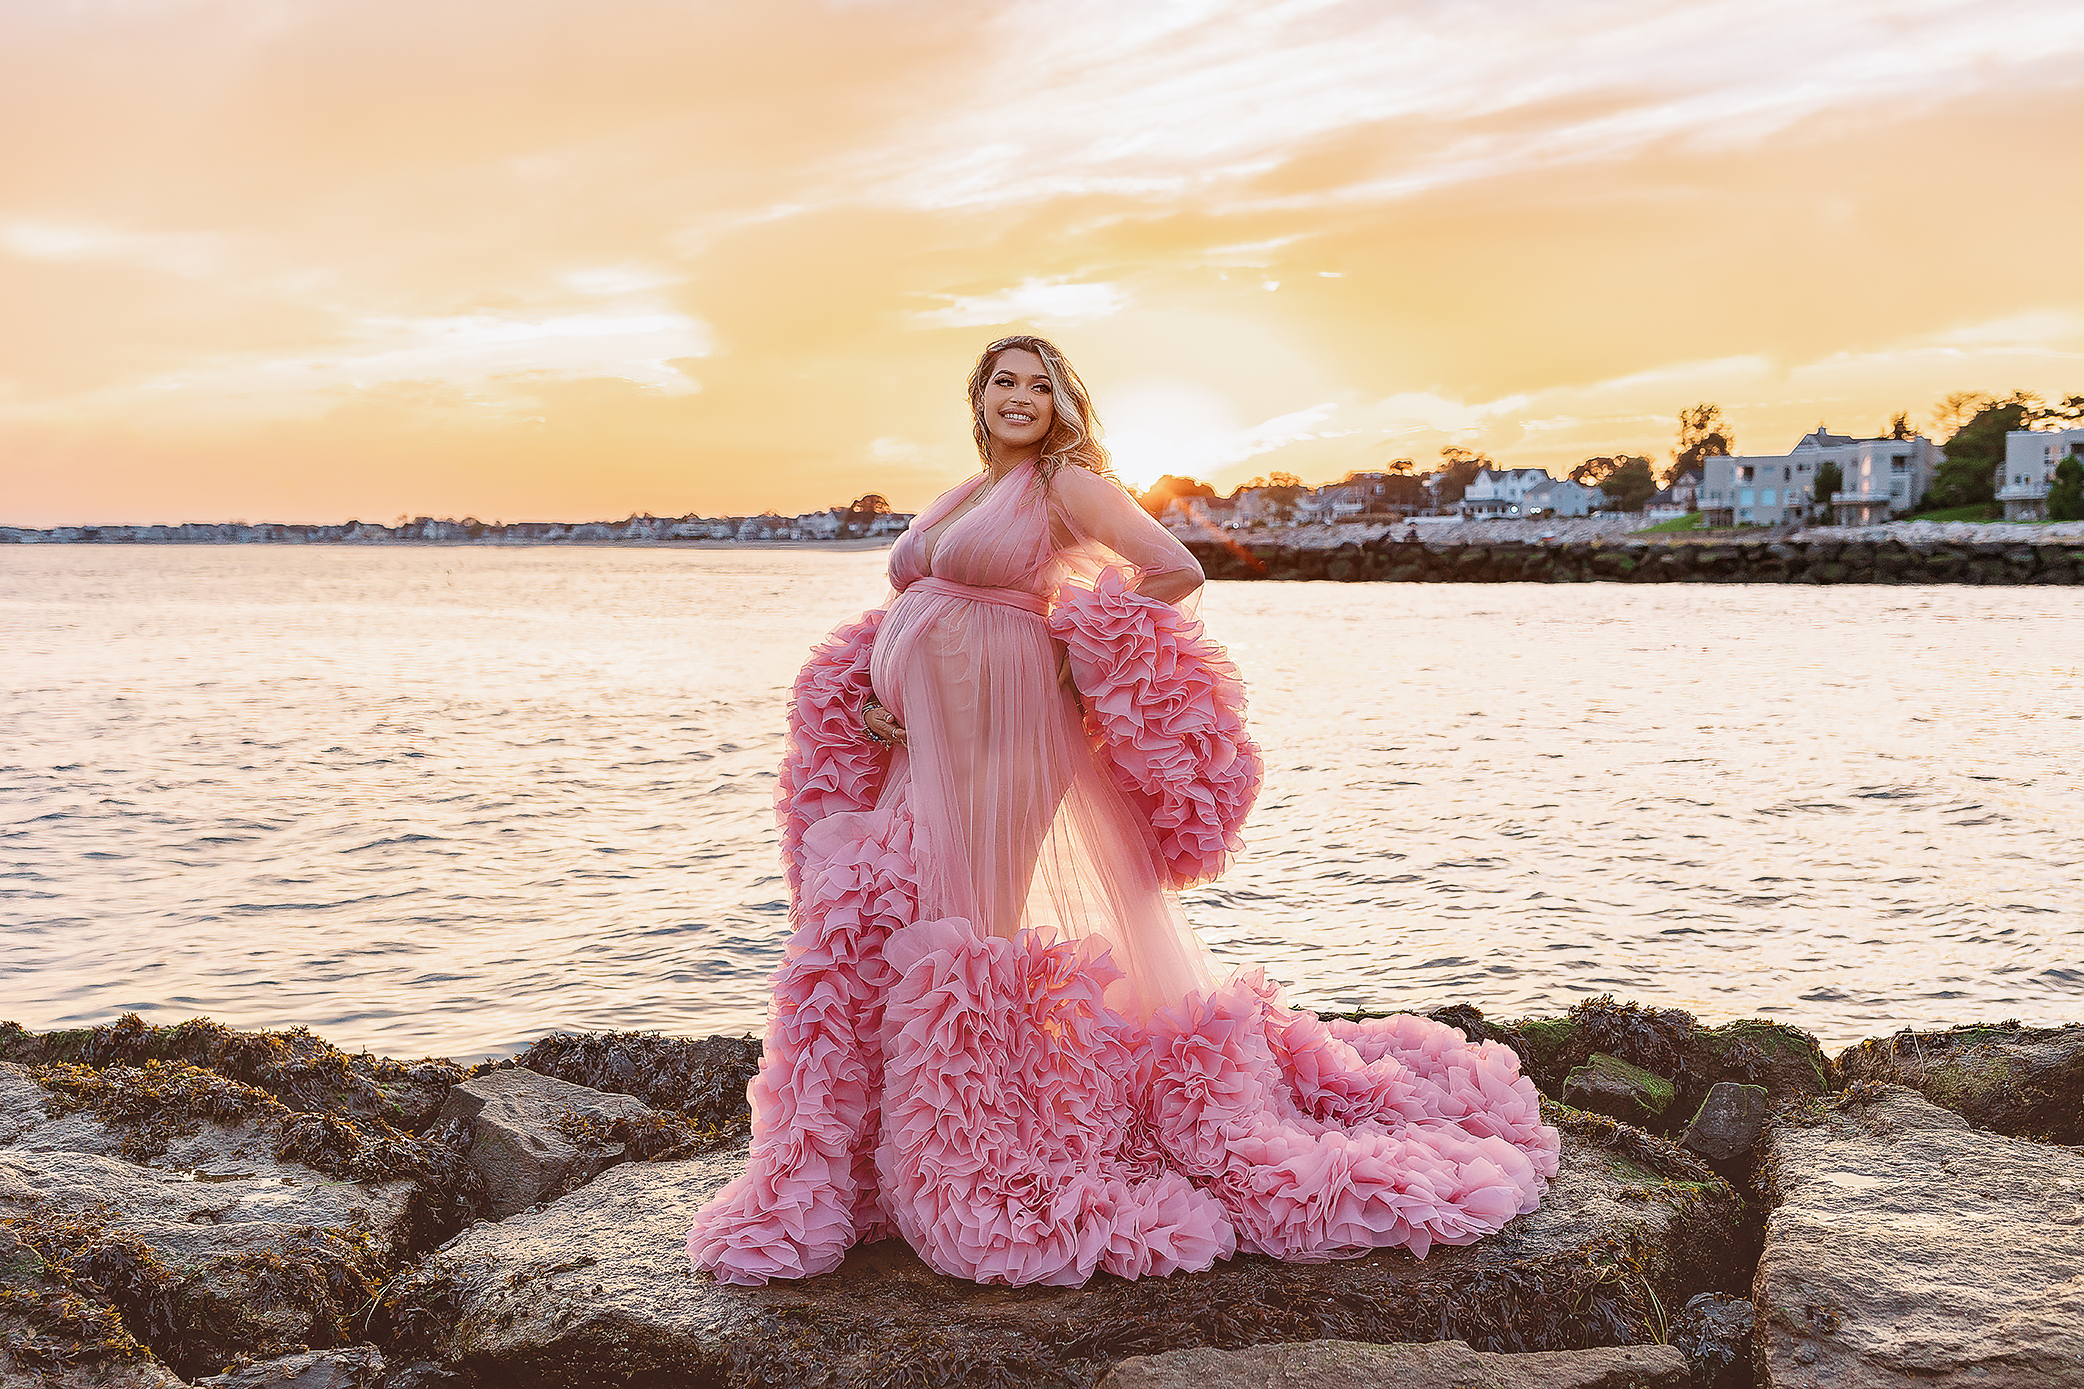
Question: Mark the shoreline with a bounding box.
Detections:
[3,1003,2077,1387]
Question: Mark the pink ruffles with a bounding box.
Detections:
[875,918,1237,1286]
[774,608,888,896]
[1145,976,1556,1262]
[686,801,912,1284]
[692,908,1559,1286]
[1048,569,1263,889]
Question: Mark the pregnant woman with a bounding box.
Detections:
[687,335,1559,1287]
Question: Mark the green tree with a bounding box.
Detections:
[1811,459,1843,521]
[838,493,891,538]
[1572,454,1658,511]
[1930,391,1996,439]
[1922,396,2037,511]
[1670,403,1734,484]
[1427,447,1491,506]
[2050,456,2084,521]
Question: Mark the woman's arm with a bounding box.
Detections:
[1050,465,1206,605]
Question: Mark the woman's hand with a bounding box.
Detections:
[864,699,907,749]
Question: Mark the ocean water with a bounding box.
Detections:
[3,545,2079,1060]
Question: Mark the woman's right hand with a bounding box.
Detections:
[864,701,908,749]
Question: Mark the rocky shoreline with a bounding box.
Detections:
[1184,535,2084,585]
[2,1005,2078,1389]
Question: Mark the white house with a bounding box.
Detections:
[1456,467,1555,519]
[1522,477,1604,518]
[1997,427,2084,521]
[790,510,843,541]
[1699,427,1943,527]
[866,512,915,538]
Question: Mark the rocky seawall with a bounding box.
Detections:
[2,1006,2079,1389]
[1185,535,2084,585]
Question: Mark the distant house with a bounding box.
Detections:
[1668,467,1703,512]
[1997,427,2084,521]
[790,510,843,541]
[1161,495,1238,530]
[1229,486,1306,527]
[1699,427,1943,527]
[1457,467,1558,519]
[1521,477,1604,518]
[866,512,915,538]
[1640,487,1689,523]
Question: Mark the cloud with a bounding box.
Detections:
[2,220,223,277]
[3,0,2083,524]
[910,278,1128,329]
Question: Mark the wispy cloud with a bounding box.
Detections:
[910,279,1128,329]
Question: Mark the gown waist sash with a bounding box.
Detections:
[906,576,1049,616]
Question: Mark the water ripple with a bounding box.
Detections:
[3,547,2081,1059]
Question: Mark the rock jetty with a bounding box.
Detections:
[2,1005,2078,1388]
[1184,535,2084,585]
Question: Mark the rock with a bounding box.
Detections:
[1680,1082,1770,1164]
[1837,1022,2084,1143]
[1563,1053,1674,1125]
[0,1014,462,1134]
[1670,1293,1757,1389]
[435,1067,657,1219]
[0,1061,424,1382]
[0,1332,189,1389]
[510,1030,762,1134]
[1754,1084,2084,1387]
[193,1345,385,1388]
[1093,1338,1690,1389]
[1500,999,1831,1137]
[393,1112,1744,1388]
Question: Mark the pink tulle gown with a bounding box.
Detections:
[686,459,1559,1288]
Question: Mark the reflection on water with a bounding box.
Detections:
[2,546,2079,1059]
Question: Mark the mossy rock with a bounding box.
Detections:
[1464,999,1831,1140]
[0,1013,463,1134]
[1836,1023,2084,1144]
[1563,1054,1675,1125]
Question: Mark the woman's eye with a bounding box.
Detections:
[1035,383,1051,393]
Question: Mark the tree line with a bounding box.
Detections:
[1131,391,2084,521]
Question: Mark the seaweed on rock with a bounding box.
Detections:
[511,1030,763,1135]
[1,1013,463,1134]
[30,1059,484,1248]
[0,1208,390,1381]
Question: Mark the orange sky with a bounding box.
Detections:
[5,0,2084,526]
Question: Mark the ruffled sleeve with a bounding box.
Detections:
[1048,568,1261,889]
[774,608,890,894]
[1046,464,1204,604]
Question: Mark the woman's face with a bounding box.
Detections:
[980,348,1055,456]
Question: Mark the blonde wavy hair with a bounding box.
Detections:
[966,334,1112,481]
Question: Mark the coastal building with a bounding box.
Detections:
[1640,488,1689,523]
[1698,427,1942,527]
[1452,468,1603,519]
[1455,467,1552,519]
[1162,495,1239,530]
[1521,477,1604,518]
[866,512,915,538]
[1996,427,2084,521]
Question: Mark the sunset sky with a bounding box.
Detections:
[5,0,2084,526]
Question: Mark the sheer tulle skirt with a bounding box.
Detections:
[871,587,1216,1018]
